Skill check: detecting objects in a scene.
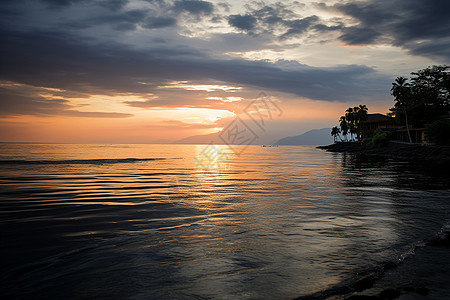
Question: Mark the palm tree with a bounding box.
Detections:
[339,116,349,142]
[355,104,368,141]
[345,107,356,141]
[331,126,341,143]
[391,77,413,143]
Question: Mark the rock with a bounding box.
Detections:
[354,277,375,292]
[378,288,401,299]
[346,295,378,300]
[415,287,429,296]
[427,231,450,247]
[316,142,363,152]
[317,142,450,172]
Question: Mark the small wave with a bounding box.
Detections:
[0,158,166,165]
[294,222,450,300]
[426,221,450,247]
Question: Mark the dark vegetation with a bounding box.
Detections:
[331,105,368,143]
[389,65,450,144]
[389,66,449,131]
[323,65,450,170]
[363,129,391,149]
[330,65,450,147]
[425,119,450,145]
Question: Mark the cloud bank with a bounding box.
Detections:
[0,0,448,119]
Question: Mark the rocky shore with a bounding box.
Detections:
[344,228,450,300]
[293,225,450,300]
[317,141,450,172]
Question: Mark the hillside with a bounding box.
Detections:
[275,128,333,145]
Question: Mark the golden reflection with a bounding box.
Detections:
[195,144,232,173]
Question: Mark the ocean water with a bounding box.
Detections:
[0,144,449,299]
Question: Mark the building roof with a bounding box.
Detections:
[362,113,394,123]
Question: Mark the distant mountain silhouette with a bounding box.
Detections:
[174,128,333,145]
[174,132,222,144]
[275,128,333,145]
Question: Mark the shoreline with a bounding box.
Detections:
[345,227,450,300]
[312,142,450,299]
[317,141,450,173]
[293,223,450,300]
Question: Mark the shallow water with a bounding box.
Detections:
[0,144,449,299]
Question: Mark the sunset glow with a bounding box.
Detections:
[0,0,448,143]
[1,2,449,299]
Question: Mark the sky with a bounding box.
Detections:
[0,0,449,143]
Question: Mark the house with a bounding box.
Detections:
[394,127,425,143]
[360,113,396,140]
[360,113,425,143]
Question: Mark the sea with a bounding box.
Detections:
[1,143,449,299]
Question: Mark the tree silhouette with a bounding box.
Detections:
[339,116,349,142]
[345,107,355,141]
[409,65,450,125]
[355,104,368,141]
[391,76,413,143]
[342,105,367,142]
[331,126,341,143]
[389,65,449,143]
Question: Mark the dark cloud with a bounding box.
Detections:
[0,0,446,126]
[0,86,132,118]
[227,3,319,39]
[237,1,448,61]
[0,0,208,33]
[389,0,450,47]
[250,3,295,25]
[281,16,319,39]
[405,39,450,61]
[144,16,177,29]
[338,26,381,45]
[40,0,128,11]
[79,9,148,30]
[0,87,70,116]
[328,0,450,60]
[0,0,403,118]
[228,14,257,31]
[312,23,343,33]
[335,2,396,25]
[40,0,88,7]
[0,28,388,108]
[173,0,214,16]
[2,0,448,64]
[98,0,129,11]
[114,22,137,31]
[39,0,128,10]
[60,7,179,31]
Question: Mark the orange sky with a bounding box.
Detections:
[0,87,392,143]
[1,0,443,143]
